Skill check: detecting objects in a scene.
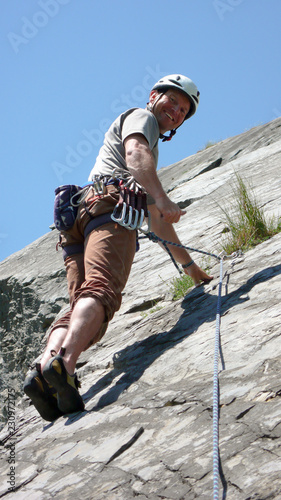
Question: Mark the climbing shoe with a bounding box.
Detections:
[42,354,85,414]
[23,364,64,422]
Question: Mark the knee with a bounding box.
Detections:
[74,296,105,321]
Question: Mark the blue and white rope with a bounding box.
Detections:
[143,231,221,265]
[143,231,224,499]
[213,257,224,499]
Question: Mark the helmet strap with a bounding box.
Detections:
[148,90,179,142]
[160,129,177,142]
[147,91,164,113]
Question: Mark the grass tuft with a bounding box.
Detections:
[169,256,213,301]
[170,274,194,301]
[220,173,281,254]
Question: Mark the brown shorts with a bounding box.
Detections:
[49,184,136,345]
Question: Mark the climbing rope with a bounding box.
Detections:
[213,257,224,500]
[141,230,225,499]
[142,231,221,269]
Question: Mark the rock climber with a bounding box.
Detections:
[24,74,213,421]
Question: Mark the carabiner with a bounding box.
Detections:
[129,209,139,230]
[121,205,133,228]
[138,210,151,234]
[111,202,127,223]
[137,208,145,229]
[93,178,105,195]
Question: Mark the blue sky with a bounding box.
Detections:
[1,0,280,262]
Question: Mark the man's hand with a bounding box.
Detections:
[155,195,186,224]
[149,203,214,284]
[183,262,214,287]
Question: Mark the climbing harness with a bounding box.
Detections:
[54,169,152,236]
[54,172,150,259]
[140,230,237,500]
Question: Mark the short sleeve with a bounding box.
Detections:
[122,109,159,151]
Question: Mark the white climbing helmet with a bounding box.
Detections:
[151,74,200,120]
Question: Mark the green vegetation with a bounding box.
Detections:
[220,173,281,254]
[197,140,218,152]
[204,140,217,149]
[170,273,194,301]
[140,302,163,318]
[169,256,212,301]
[161,174,281,303]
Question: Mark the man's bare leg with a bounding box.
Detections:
[55,296,105,375]
[40,297,105,414]
[40,327,68,372]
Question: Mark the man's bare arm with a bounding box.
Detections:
[124,133,185,224]
[149,204,213,286]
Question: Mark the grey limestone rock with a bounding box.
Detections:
[0,118,281,499]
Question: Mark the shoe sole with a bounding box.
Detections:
[43,358,85,414]
[24,373,63,422]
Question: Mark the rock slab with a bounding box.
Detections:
[0,118,281,499]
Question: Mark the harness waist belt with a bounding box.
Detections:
[84,212,114,239]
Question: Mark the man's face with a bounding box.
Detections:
[149,89,191,134]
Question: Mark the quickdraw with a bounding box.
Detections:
[111,177,151,233]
